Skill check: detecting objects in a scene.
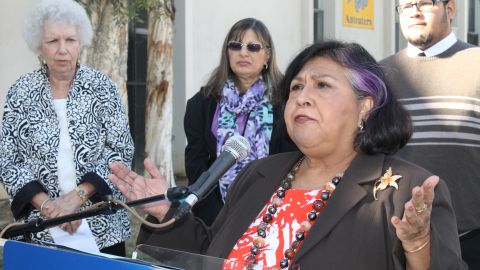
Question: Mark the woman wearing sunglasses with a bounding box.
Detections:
[184,18,297,226]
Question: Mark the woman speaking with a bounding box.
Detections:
[109,41,465,269]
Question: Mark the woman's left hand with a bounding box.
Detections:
[391,175,439,251]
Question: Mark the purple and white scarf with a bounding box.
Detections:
[211,77,273,201]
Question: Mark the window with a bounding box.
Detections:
[467,0,479,45]
[314,0,324,42]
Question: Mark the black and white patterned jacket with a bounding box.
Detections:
[0,65,134,249]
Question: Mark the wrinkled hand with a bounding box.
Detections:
[108,158,171,221]
[41,192,83,234]
[391,175,439,251]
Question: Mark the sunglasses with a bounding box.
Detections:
[227,41,267,53]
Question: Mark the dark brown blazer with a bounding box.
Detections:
[138,151,466,269]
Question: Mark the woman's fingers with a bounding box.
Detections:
[407,176,439,220]
[69,220,81,234]
[409,176,438,217]
[59,222,72,233]
[421,175,439,205]
[59,222,76,235]
[45,201,64,219]
[108,172,126,192]
[403,202,425,233]
[42,202,54,218]
[391,215,412,237]
[392,176,439,243]
[110,161,148,191]
[144,158,162,179]
[109,159,167,201]
[410,186,426,214]
[109,161,138,185]
[109,163,137,199]
[111,177,137,200]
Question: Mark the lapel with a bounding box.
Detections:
[214,151,303,258]
[294,152,386,261]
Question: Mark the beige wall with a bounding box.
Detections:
[0,0,37,199]
[0,1,37,121]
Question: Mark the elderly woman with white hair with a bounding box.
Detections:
[0,0,134,256]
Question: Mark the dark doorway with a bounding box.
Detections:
[127,9,148,172]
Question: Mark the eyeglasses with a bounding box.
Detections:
[396,0,449,16]
[227,41,267,53]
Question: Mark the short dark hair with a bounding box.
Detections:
[279,41,412,155]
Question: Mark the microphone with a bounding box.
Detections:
[1,138,249,238]
[173,135,250,221]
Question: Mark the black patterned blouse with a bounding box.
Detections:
[0,65,134,249]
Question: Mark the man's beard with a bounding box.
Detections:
[407,32,433,47]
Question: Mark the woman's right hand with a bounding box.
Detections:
[108,158,172,221]
[34,193,81,234]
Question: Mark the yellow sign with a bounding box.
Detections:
[343,0,374,29]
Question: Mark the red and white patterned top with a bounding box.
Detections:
[224,187,324,269]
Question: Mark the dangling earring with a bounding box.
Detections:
[358,119,365,131]
[264,63,269,70]
[38,55,47,67]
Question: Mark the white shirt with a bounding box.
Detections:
[52,99,99,253]
[53,99,77,194]
[407,31,457,57]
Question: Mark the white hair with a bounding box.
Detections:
[23,0,93,53]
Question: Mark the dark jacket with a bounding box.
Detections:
[138,151,466,270]
[184,90,296,225]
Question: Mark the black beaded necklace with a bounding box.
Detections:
[244,156,343,269]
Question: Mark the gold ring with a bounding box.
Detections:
[415,203,429,214]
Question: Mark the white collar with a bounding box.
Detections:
[406,32,457,57]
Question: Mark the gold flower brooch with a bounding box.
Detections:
[373,167,402,200]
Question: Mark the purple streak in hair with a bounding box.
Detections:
[329,48,388,112]
[345,64,388,111]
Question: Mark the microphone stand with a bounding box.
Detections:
[1,186,190,239]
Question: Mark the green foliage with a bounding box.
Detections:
[74,0,168,25]
[129,0,166,22]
